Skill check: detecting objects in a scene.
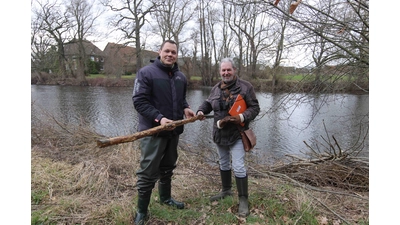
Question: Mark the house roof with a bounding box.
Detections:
[64,39,105,57]
[103,42,158,64]
[104,42,158,55]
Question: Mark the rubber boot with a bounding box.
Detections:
[210,169,233,202]
[134,192,151,225]
[158,180,184,209]
[236,176,249,217]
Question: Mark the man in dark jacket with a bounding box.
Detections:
[132,40,195,225]
[196,57,260,217]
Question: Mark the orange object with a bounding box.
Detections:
[274,0,280,6]
[229,94,246,126]
[289,0,302,14]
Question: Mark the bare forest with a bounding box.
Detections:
[31,0,368,93]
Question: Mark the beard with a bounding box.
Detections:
[222,75,235,84]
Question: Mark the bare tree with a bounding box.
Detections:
[188,29,201,78]
[102,0,157,72]
[285,0,369,93]
[304,1,345,88]
[150,0,195,78]
[226,0,368,93]
[220,3,235,58]
[151,0,194,44]
[31,0,368,95]
[207,5,224,81]
[32,0,70,80]
[66,0,102,84]
[196,0,213,86]
[31,17,53,83]
[227,2,273,80]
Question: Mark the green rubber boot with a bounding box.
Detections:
[159,180,184,209]
[236,176,249,217]
[134,193,151,225]
[210,170,233,202]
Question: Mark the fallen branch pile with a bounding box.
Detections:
[270,156,368,192]
[263,120,369,192]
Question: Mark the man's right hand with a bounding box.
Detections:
[161,117,175,130]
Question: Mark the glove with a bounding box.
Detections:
[218,116,232,128]
[229,115,242,125]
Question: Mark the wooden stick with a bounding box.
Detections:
[97,114,211,148]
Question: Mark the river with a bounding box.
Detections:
[31,85,369,164]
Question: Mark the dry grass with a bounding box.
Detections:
[31,116,369,224]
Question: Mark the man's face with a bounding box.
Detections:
[159,42,178,67]
[220,62,236,83]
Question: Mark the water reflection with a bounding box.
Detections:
[31,85,369,163]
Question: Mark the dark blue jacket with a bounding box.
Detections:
[132,57,190,137]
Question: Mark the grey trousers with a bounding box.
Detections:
[216,139,247,178]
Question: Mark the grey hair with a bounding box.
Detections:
[219,58,236,70]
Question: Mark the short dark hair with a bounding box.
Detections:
[160,40,177,50]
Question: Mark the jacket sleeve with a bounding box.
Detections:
[242,85,260,123]
[132,71,164,123]
[197,99,213,115]
[197,85,217,115]
[182,77,190,109]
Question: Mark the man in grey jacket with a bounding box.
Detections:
[197,57,260,217]
[132,40,195,225]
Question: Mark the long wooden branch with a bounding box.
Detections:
[97,114,211,148]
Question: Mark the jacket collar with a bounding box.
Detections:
[154,56,179,74]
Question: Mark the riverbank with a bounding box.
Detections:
[31,112,369,224]
[31,73,369,94]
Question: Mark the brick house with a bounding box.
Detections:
[64,39,105,73]
[102,43,159,76]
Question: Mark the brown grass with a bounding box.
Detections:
[31,115,368,224]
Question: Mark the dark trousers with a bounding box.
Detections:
[136,135,179,194]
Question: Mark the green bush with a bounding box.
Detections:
[86,60,100,74]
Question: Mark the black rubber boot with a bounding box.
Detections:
[210,169,233,202]
[158,180,184,209]
[134,192,151,225]
[236,176,249,217]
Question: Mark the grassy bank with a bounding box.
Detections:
[31,112,369,224]
[31,73,369,94]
